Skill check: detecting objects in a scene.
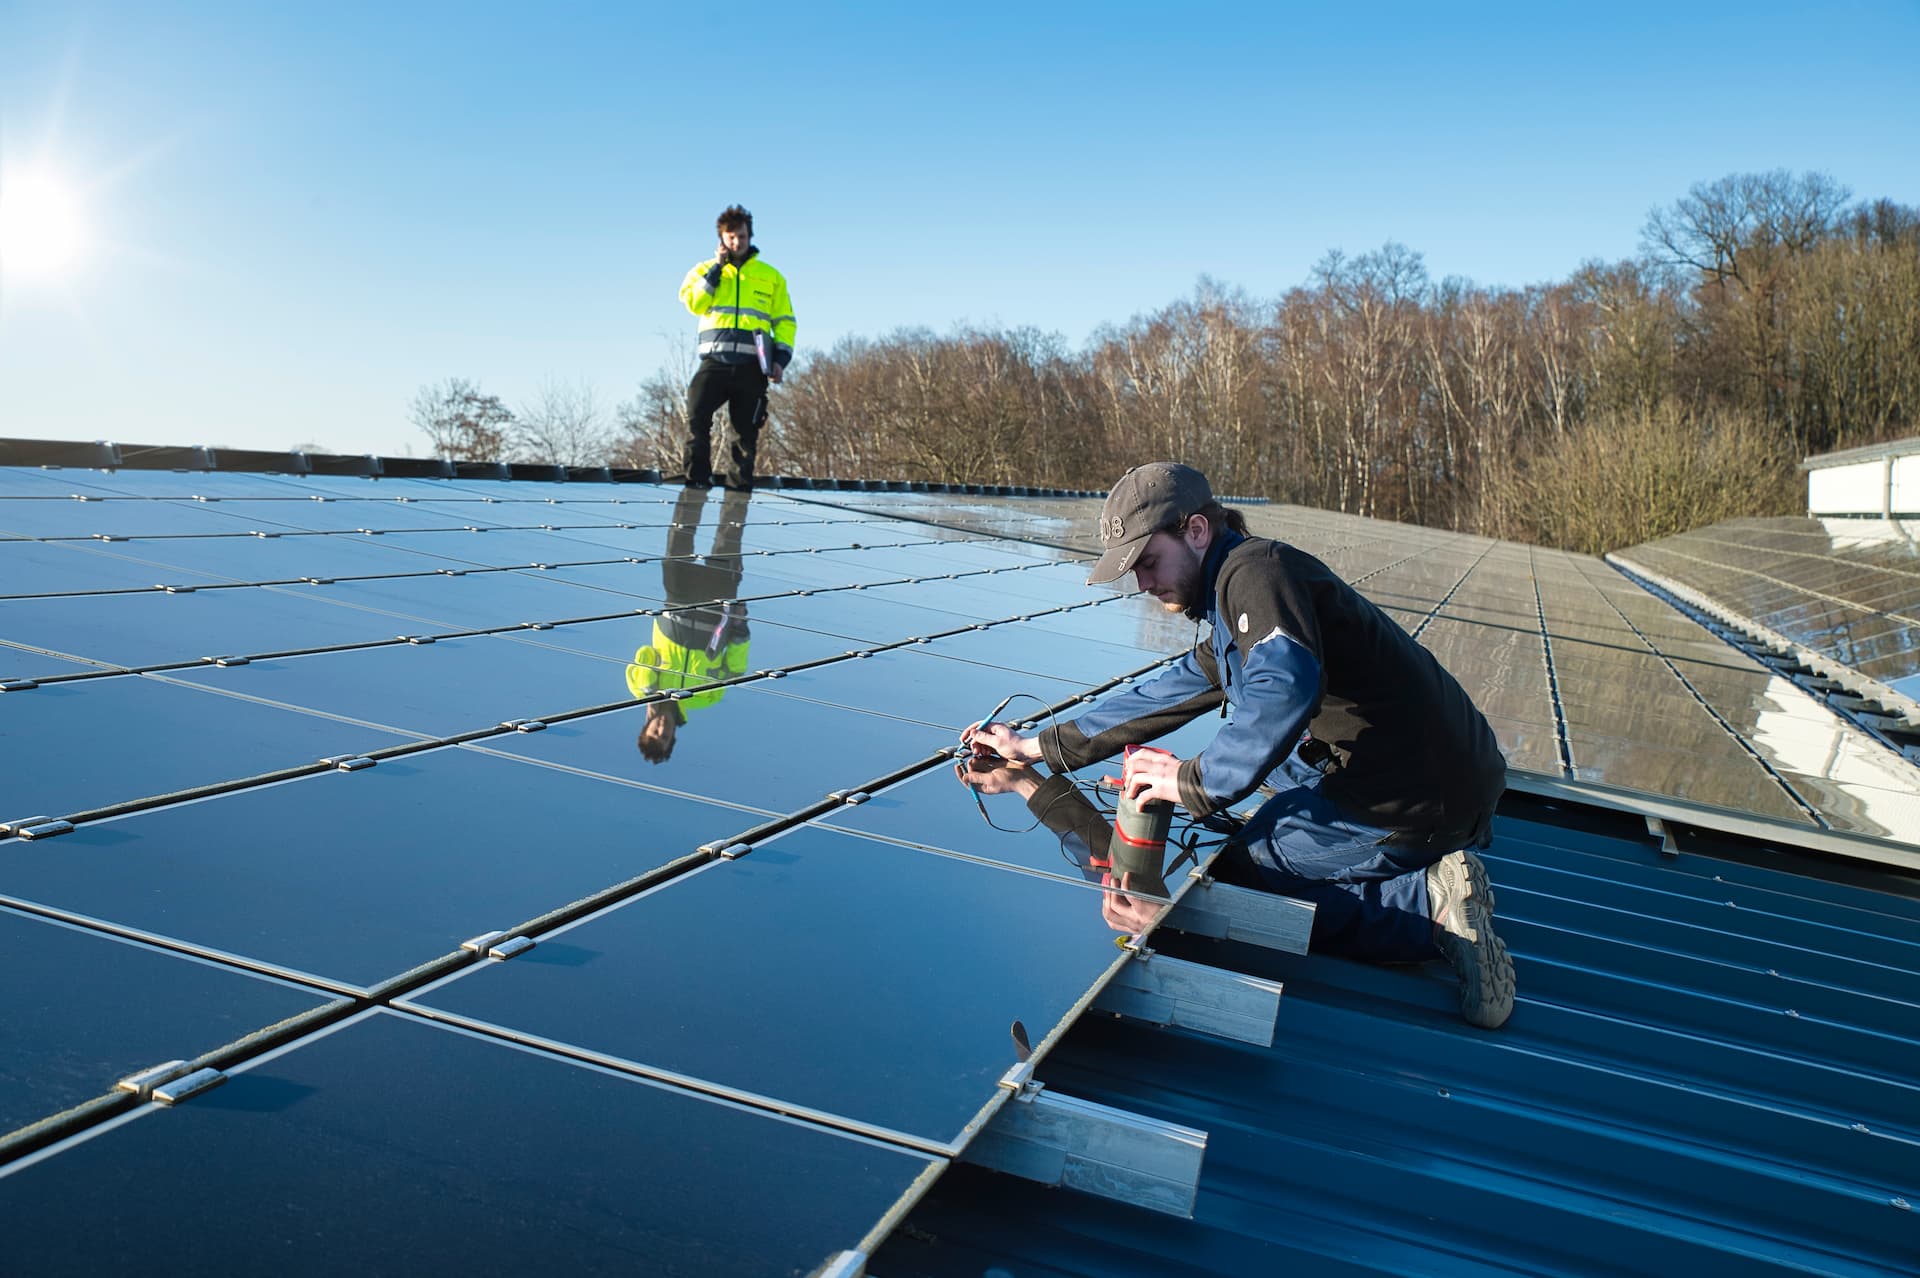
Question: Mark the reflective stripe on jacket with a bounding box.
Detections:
[679,252,796,369]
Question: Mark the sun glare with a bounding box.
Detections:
[0,170,91,280]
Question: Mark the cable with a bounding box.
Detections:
[965,691,1077,835]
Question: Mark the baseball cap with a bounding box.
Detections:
[1086,462,1214,585]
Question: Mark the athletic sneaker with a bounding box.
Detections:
[1428,849,1516,1029]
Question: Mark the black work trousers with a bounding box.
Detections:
[683,357,769,489]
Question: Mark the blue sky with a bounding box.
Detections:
[2,1,1916,457]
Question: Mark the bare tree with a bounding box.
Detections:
[511,378,612,468]
[610,333,709,473]
[1568,259,1683,418]
[1642,169,1850,287]
[608,368,688,471]
[1782,227,1920,448]
[410,378,514,461]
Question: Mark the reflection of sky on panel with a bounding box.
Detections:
[467,683,957,813]
[0,749,755,991]
[0,1010,937,1278]
[0,496,274,539]
[499,610,873,672]
[890,537,1078,572]
[398,824,1130,1151]
[370,525,669,567]
[0,644,117,679]
[911,621,1165,686]
[741,588,983,643]
[0,469,324,500]
[819,765,1123,889]
[170,499,536,536]
[0,904,336,1134]
[747,647,1096,733]
[498,560,672,602]
[8,671,418,818]
[1740,679,1920,841]
[158,633,652,738]
[0,587,430,672]
[1010,597,1200,656]
[962,563,1125,609]
[0,537,232,596]
[267,570,654,631]
[110,529,491,580]
[1773,771,1920,840]
[0,468,153,497]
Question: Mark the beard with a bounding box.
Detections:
[1164,552,1208,620]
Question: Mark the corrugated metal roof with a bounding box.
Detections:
[879,792,1920,1276]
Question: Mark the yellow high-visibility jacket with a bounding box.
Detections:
[624,621,750,714]
[678,249,795,370]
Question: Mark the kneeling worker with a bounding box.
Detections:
[966,462,1516,1028]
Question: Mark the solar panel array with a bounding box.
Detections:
[7,463,1920,1270]
[1613,515,1920,716]
[0,468,1204,1272]
[830,491,1920,845]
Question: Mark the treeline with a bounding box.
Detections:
[416,171,1920,555]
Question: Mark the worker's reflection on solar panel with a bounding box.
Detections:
[626,487,753,764]
[954,752,1174,935]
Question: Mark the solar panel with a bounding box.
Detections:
[0,587,448,672]
[2,672,418,822]
[1614,516,1920,716]
[743,647,1096,733]
[396,823,1133,1152]
[464,683,960,814]
[0,1010,941,1277]
[520,609,882,671]
[0,747,753,992]
[0,496,289,540]
[6,527,484,582]
[0,538,233,596]
[155,635,639,738]
[0,904,339,1135]
[743,587,1001,644]
[901,617,1172,684]
[816,759,1157,890]
[0,647,114,680]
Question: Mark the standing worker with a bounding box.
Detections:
[676,205,795,491]
[965,462,1517,1029]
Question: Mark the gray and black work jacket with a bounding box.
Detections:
[1037,529,1507,846]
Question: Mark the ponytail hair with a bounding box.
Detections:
[1188,501,1248,538]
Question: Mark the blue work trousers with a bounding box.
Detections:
[1233,757,1472,964]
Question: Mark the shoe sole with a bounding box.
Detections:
[1441,850,1516,1029]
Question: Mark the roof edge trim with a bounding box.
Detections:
[1504,768,1920,872]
